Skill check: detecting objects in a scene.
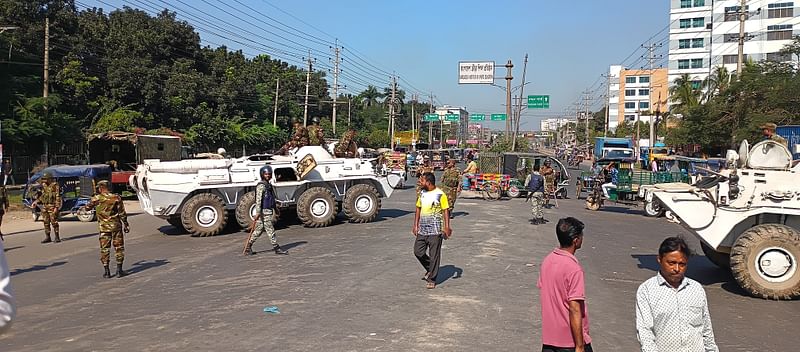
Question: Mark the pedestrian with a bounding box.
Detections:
[538,217,592,352]
[527,169,545,225]
[244,166,288,256]
[540,160,556,206]
[601,162,618,199]
[462,154,478,189]
[2,160,12,186]
[334,129,358,158]
[0,239,15,334]
[760,122,788,147]
[31,172,61,244]
[81,180,130,278]
[440,159,461,218]
[0,184,8,241]
[651,158,659,173]
[412,172,452,289]
[636,236,719,352]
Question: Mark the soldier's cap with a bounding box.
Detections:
[42,172,53,180]
[759,122,777,130]
[312,117,320,124]
[96,180,111,189]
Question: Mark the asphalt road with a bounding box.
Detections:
[0,172,798,351]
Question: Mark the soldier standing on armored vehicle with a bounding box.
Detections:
[277,119,310,155]
[308,117,326,147]
[334,129,358,158]
[31,172,61,244]
[244,166,288,256]
[760,122,788,147]
[441,159,460,218]
[82,181,130,278]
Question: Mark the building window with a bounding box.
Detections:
[639,76,650,83]
[625,89,636,96]
[679,39,691,49]
[692,18,705,28]
[694,0,705,5]
[625,114,636,121]
[724,6,749,21]
[679,19,692,28]
[639,102,650,110]
[691,80,703,89]
[625,76,636,84]
[680,0,692,8]
[678,59,690,69]
[767,24,793,40]
[723,54,749,64]
[767,52,792,62]
[692,38,704,48]
[691,58,704,68]
[639,89,650,96]
[768,2,794,18]
[625,102,636,109]
[724,33,740,42]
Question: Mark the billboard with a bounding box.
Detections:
[458,61,495,84]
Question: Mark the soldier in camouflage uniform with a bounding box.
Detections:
[244,165,288,256]
[277,119,310,155]
[540,160,556,207]
[83,180,130,278]
[31,172,62,244]
[307,117,326,147]
[440,159,461,218]
[334,129,358,158]
[760,123,788,147]
[0,184,8,241]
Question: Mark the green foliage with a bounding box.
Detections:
[488,136,530,153]
[91,107,142,133]
[366,129,389,148]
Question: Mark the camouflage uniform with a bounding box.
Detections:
[540,165,555,205]
[308,124,325,146]
[530,192,544,218]
[771,134,788,148]
[0,185,8,240]
[36,179,61,242]
[278,125,310,155]
[334,131,358,158]
[440,165,460,211]
[249,182,278,246]
[85,191,128,266]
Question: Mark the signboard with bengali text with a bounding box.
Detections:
[458,61,495,84]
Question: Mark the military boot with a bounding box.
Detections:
[102,265,111,278]
[116,262,127,278]
[41,234,52,244]
[273,244,288,255]
[244,243,255,256]
[54,232,61,243]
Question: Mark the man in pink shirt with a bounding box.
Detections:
[538,217,592,352]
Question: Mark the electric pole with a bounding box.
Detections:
[411,93,416,150]
[303,50,312,126]
[331,41,341,135]
[429,92,434,146]
[504,60,513,138]
[512,54,528,152]
[273,77,279,126]
[347,97,351,127]
[737,0,747,79]
[43,17,49,102]
[643,42,662,150]
[389,75,397,150]
[602,73,612,137]
[583,91,591,144]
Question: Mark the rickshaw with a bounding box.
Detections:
[463,173,511,201]
[585,157,687,212]
[500,153,570,199]
[416,149,448,171]
[384,152,407,189]
[23,164,113,222]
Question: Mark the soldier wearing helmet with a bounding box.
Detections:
[82,180,130,278]
[277,119,310,155]
[244,165,288,255]
[31,172,62,243]
[760,122,788,147]
[308,117,326,147]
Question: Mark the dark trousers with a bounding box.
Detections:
[542,343,593,352]
[414,234,443,282]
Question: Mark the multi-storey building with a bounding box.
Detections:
[539,118,572,132]
[669,0,800,89]
[606,66,669,130]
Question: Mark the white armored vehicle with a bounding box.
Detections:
[650,140,800,299]
[130,146,396,237]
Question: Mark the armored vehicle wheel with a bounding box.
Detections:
[507,184,521,198]
[585,196,601,211]
[343,184,381,223]
[700,242,730,269]
[297,187,337,228]
[181,193,228,237]
[235,191,258,229]
[166,216,184,231]
[644,199,664,217]
[730,224,800,300]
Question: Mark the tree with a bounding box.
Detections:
[358,85,382,108]
[703,66,730,102]
[669,73,702,115]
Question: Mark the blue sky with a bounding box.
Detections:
[79,0,670,130]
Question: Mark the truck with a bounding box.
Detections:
[130,146,396,237]
[89,131,182,190]
[593,137,634,160]
[776,125,800,160]
[650,139,800,299]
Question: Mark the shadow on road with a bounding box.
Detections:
[631,254,751,297]
[3,246,23,252]
[64,232,101,241]
[8,228,42,236]
[158,225,188,236]
[595,206,642,216]
[436,265,463,286]
[375,209,414,222]
[281,241,307,251]
[10,260,67,276]
[452,211,469,218]
[127,259,170,275]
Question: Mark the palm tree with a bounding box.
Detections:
[357,85,382,108]
[382,86,406,107]
[702,66,730,102]
[669,73,701,114]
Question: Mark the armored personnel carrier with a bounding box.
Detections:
[650,140,800,299]
[130,146,396,237]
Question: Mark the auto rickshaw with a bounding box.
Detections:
[23,164,113,222]
[500,152,570,199]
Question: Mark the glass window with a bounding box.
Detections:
[691,58,704,68]
[691,80,703,89]
[625,76,636,84]
[724,6,749,21]
[624,114,636,121]
[639,89,650,96]
[724,33,739,42]
[639,102,650,110]
[692,38,704,48]
[767,25,793,40]
[692,18,705,28]
[694,0,705,5]
[768,3,794,18]
[625,102,636,109]
[680,0,692,8]
[767,52,792,62]
[723,54,749,64]
[625,89,636,96]
[679,39,690,49]
[639,76,650,83]
[679,19,691,28]
[678,59,690,69]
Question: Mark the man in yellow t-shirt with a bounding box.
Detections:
[412,172,452,289]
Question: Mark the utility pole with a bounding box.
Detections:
[347,97,351,127]
[602,73,612,137]
[504,60,513,138]
[273,77,279,126]
[512,54,528,152]
[643,42,662,151]
[43,17,50,102]
[331,40,341,134]
[389,75,397,150]
[411,93,416,150]
[429,92,434,146]
[737,0,747,79]
[583,91,591,144]
[303,50,312,126]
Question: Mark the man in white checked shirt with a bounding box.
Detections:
[636,237,718,352]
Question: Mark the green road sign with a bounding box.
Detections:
[490,114,507,121]
[528,95,550,109]
[423,113,440,121]
[445,114,460,122]
[470,114,485,121]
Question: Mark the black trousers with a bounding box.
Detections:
[542,343,593,352]
[414,234,443,282]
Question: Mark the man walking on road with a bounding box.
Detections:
[0,184,8,241]
[440,159,460,218]
[412,172,451,289]
[636,236,718,352]
[528,170,545,225]
[538,217,592,352]
[31,172,61,244]
[82,181,130,278]
[244,166,288,256]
